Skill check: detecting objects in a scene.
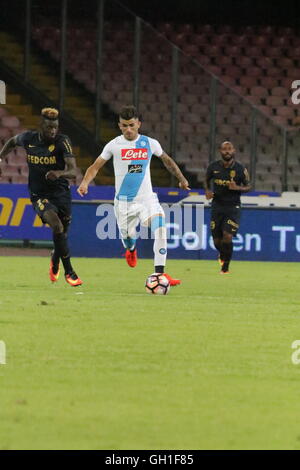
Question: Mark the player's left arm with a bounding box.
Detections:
[228,167,251,192]
[46,156,77,181]
[160,152,190,190]
[46,136,77,181]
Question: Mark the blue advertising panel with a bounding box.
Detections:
[68,202,300,262]
[1,184,298,261]
[0,184,51,240]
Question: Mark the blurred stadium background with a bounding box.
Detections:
[1,0,300,192]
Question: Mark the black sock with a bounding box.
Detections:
[53,232,73,275]
[213,238,222,259]
[155,265,164,273]
[221,241,233,264]
[51,250,60,274]
[222,261,230,272]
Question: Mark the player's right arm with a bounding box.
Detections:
[77,156,107,196]
[0,136,19,177]
[0,136,18,162]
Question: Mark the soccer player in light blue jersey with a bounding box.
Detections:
[78,105,190,285]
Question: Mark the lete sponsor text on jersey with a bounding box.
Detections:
[121,148,148,160]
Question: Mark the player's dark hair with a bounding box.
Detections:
[119,105,140,121]
[41,107,59,121]
[219,140,233,148]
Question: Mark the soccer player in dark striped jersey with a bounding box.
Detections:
[0,107,82,286]
[205,141,251,274]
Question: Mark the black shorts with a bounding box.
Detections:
[31,190,72,226]
[210,204,241,237]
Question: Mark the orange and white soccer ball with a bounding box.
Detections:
[145,273,170,295]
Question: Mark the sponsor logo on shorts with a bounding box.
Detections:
[159,248,167,254]
[121,149,148,160]
[36,198,49,211]
[227,219,239,228]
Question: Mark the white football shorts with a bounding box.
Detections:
[114,193,165,237]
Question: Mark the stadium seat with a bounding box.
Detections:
[218,56,234,66]
[244,95,263,105]
[250,86,269,97]
[251,35,269,47]
[1,116,20,129]
[247,66,263,77]
[257,25,274,35]
[239,76,258,87]
[247,46,263,58]
[273,116,292,126]
[223,65,241,77]
[271,86,288,97]
[4,164,20,177]
[0,108,9,119]
[266,67,281,77]
[272,36,290,47]
[0,127,11,141]
[223,45,242,56]
[243,26,256,35]
[202,45,221,57]
[257,105,275,116]
[11,175,28,184]
[266,96,286,107]
[0,176,12,184]
[234,35,250,46]
[276,106,295,118]
[288,69,300,79]
[256,57,275,68]
[237,56,254,67]
[276,57,294,68]
[260,77,280,88]
[221,75,237,86]
[267,47,283,58]
[221,94,242,105]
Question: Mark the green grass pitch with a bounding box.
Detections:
[0,256,300,450]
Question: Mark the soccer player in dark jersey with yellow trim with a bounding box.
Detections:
[204,141,251,274]
[0,107,82,286]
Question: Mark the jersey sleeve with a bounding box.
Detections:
[100,141,114,161]
[61,136,74,157]
[15,131,30,147]
[149,138,163,157]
